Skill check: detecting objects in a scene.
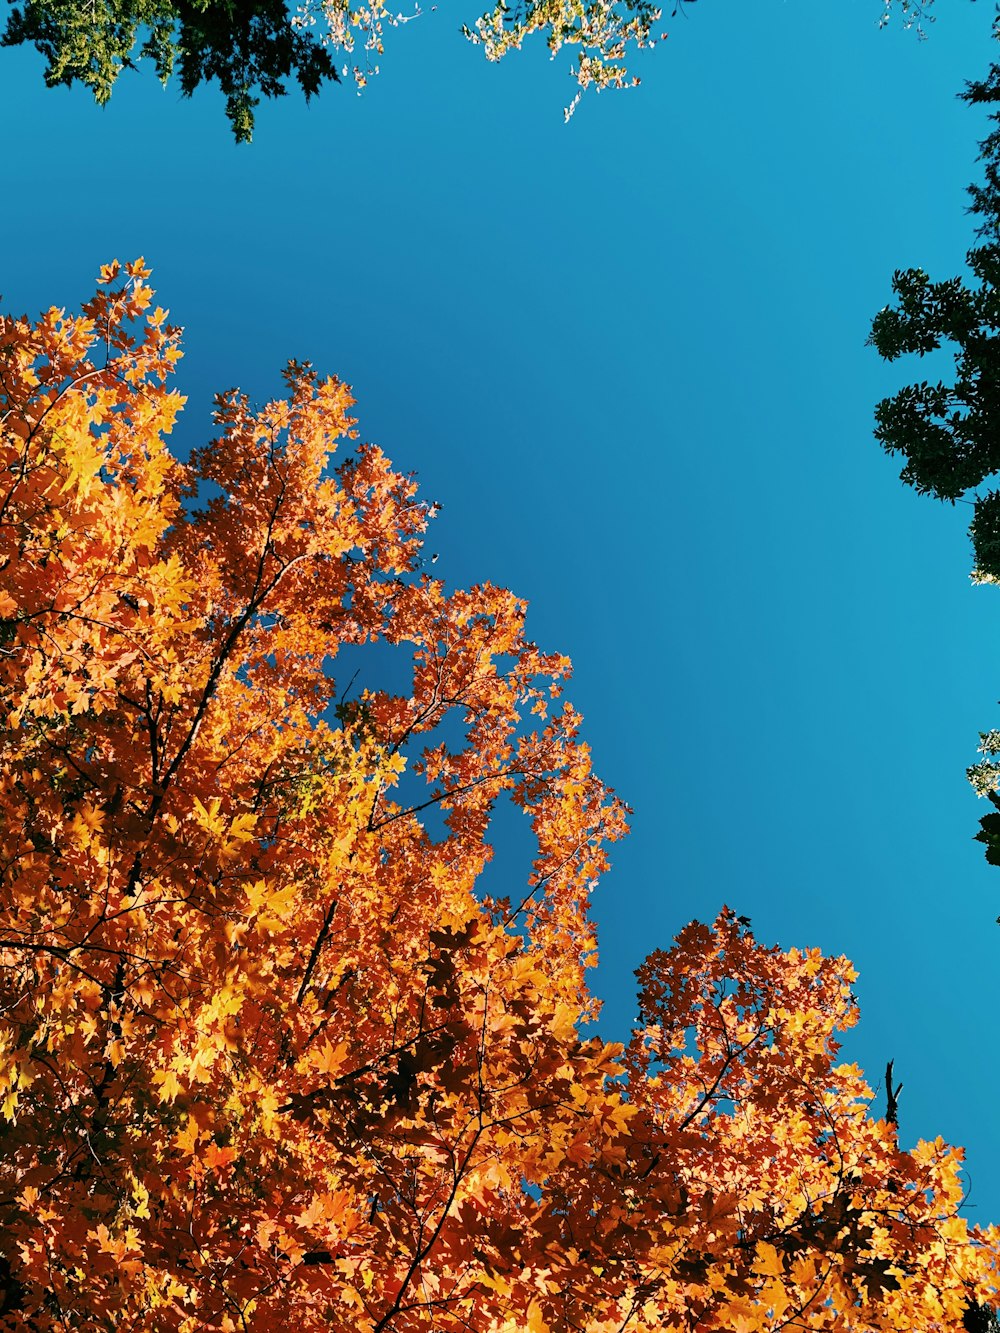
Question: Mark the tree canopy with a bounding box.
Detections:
[0,261,995,1329]
[869,41,1000,585]
[1,0,661,139]
[1,1,339,142]
[866,39,1000,861]
[3,0,936,140]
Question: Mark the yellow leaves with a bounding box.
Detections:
[191,795,226,838]
[911,1135,948,1166]
[224,919,249,951]
[243,879,270,916]
[152,1067,184,1104]
[477,1268,515,1299]
[295,1196,329,1230]
[550,999,579,1044]
[0,1034,33,1121]
[526,1298,550,1333]
[602,1097,636,1137]
[174,1115,200,1155]
[245,877,299,931]
[69,801,105,850]
[227,811,258,845]
[59,427,107,503]
[93,1222,142,1264]
[790,1254,817,1289]
[338,1283,367,1310]
[293,1191,359,1235]
[127,1175,152,1221]
[99,258,151,285]
[759,1279,791,1321]
[307,1038,351,1079]
[936,1213,973,1248]
[753,1242,785,1281]
[191,797,257,858]
[145,552,200,621]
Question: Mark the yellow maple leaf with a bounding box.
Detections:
[152,1068,183,1104]
[754,1241,785,1280]
[526,1299,550,1333]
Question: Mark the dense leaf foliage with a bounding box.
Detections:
[4,0,935,138]
[866,42,1000,858]
[868,44,1000,585]
[1,0,661,135]
[0,264,995,1330]
[1,0,339,141]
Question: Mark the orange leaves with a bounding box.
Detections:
[93,1221,142,1261]
[307,1038,352,1080]
[191,798,258,859]
[203,1143,238,1174]
[525,1298,551,1333]
[152,1068,185,1104]
[603,910,999,1332]
[754,1241,786,1281]
[0,268,993,1333]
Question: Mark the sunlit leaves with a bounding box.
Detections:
[0,266,993,1330]
[4,0,931,137]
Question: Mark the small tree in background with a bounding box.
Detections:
[869,39,1000,586]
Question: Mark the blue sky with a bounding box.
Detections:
[3,0,1000,1218]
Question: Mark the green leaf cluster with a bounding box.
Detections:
[2,0,339,141]
[868,52,1000,582]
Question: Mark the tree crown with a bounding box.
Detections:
[0,264,994,1330]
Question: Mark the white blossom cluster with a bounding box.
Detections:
[968,732,1000,797]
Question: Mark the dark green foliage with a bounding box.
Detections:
[2,0,176,103]
[966,60,1000,233]
[964,1299,1000,1333]
[868,60,1000,580]
[2,0,339,141]
[171,2,339,143]
[973,794,1000,867]
[969,487,1000,575]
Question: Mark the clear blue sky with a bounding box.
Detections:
[3,0,1000,1220]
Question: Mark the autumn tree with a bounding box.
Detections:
[0,262,995,1330]
[3,0,936,139]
